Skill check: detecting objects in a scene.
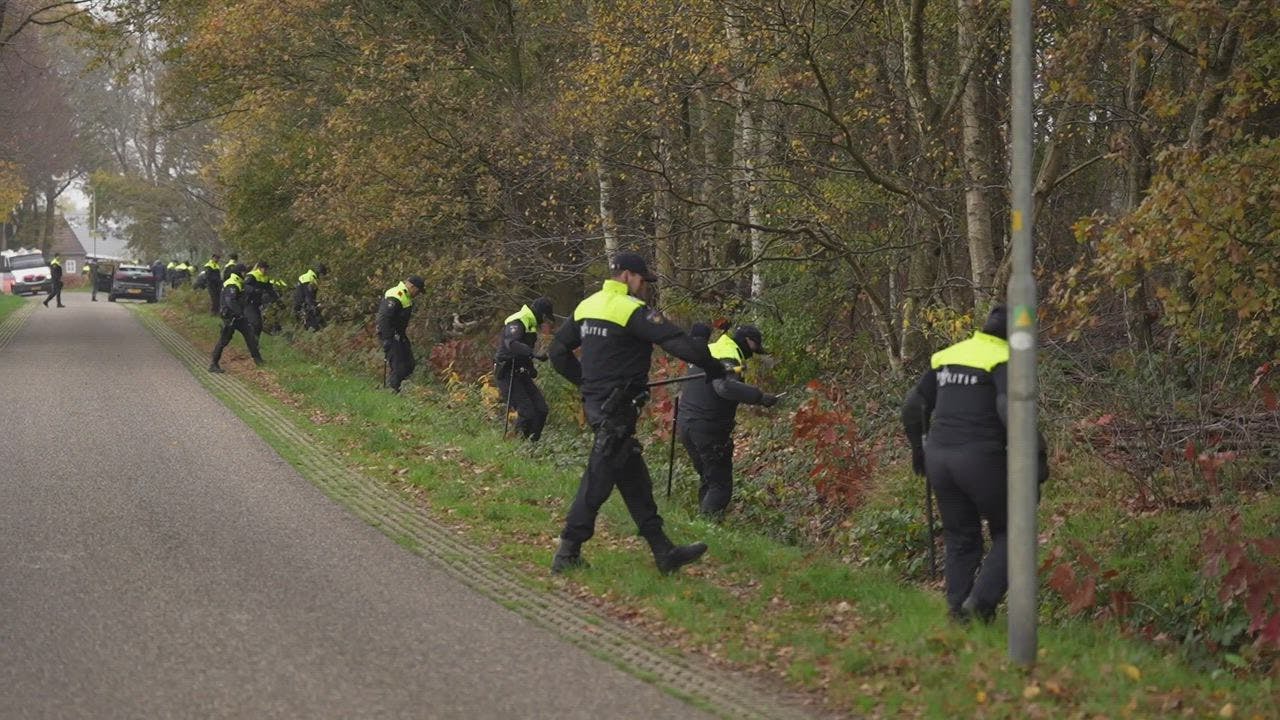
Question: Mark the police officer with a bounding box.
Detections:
[150,259,166,299]
[222,253,239,285]
[208,264,264,373]
[677,324,780,520]
[43,253,65,308]
[548,252,726,575]
[203,253,223,314]
[377,275,425,393]
[900,304,1047,623]
[494,296,554,441]
[293,263,327,331]
[243,260,279,336]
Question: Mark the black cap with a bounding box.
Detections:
[406,275,426,291]
[609,251,658,282]
[982,304,1008,339]
[234,263,248,275]
[689,322,712,342]
[212,253,221,259]
[315,263,328,275]
[530,297,554,323]
[733,324,768,356]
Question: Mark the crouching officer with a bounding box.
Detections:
[209,264,264,373]
[548,252,726,575]
[293,263,327,331]
[377,275,424,393]
[677,324,780,520]
[494,296,554,441]
[243,261,279,336]
[901,304,1047,623]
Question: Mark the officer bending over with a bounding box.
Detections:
[209,264,264,373]
[293,263,327,331]
[377,275,425,393]
[243,261,279,336]
[494,296,554,441]
[901,304,1047,623]
[548,252,725,575]
[677,324,779,520]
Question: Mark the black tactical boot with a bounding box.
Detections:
[208,364,225,374]
[647,533,708,575]
[961,596,995,624]
[551,539,587,574]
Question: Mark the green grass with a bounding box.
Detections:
[138,292,1278,719]
[0,293,24,321]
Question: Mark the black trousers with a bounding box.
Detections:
[43,280,63,306]
[678,425,735,518]
[294,286,322,330]
[561,420,663,545]
[926,443,1008,615]
[244,303,264,336]
[211,316,262,365]
[384,337,415,391]
[207,283,220,315]
[496,370,549,440]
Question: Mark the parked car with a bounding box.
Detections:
[3,251,52,296]
[108,264,157,303]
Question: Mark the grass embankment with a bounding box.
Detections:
[0,292,26,321]
[140,292,1276,720]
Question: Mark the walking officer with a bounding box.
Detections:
[494,296,554,441]
[243,260,279,336]
[203,253,222,314]
[43,253,64,308]
[222,253,239,284]
[293,263,327,331]
[208,264,264,373]
[900,304,1047,623]
[676,324,780,520]
[376,275,425,393]
[548,252,726,575]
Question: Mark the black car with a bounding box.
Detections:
[108,264,158,303]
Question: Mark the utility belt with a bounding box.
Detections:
[591,383,649,470]
[493,358,534,379]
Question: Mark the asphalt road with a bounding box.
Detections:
[0,295,713,719]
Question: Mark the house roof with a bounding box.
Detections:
[66,215,131,261]
[49,215,88,257]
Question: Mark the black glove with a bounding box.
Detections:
[760,393,779,408]
[533,352,549,362]
[528,366,539,379]
[382,340,392,354]
[911,444,927,477]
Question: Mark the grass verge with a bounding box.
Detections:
[0,293,25,321]
[139,292,1277,720]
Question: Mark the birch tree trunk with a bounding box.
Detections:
[588,1,618,256]
[654,102,676,281]
[956,0,996,309]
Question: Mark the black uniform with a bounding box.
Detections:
[548,277,726,574]
[676,330,775,519]
[203,259,222,314]
[293,267,324,330]
[43,257,64,307]
[494,301,552,441]
[901,306,1046,622]
[376,281,417,392]
[243,267,279,336]
[209,272,263,371]
[151,260,166,299]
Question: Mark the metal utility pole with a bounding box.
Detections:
[1007,0,1039,667]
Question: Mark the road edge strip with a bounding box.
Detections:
[134,308,825,720]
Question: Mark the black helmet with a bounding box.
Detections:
[315,263,328,276]
[982,304,1008,339]
[689,323,712,342]
[530,296,554,324]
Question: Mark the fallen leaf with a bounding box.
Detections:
[1120,663,1142,681]
[1023,684,1042,700]
[1218,703,1235,718]
[975,690,987,704]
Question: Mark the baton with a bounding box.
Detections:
[666,396,679,499]
[921,405,938,580]
[646,373,705,389]
[501,361,516,438]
